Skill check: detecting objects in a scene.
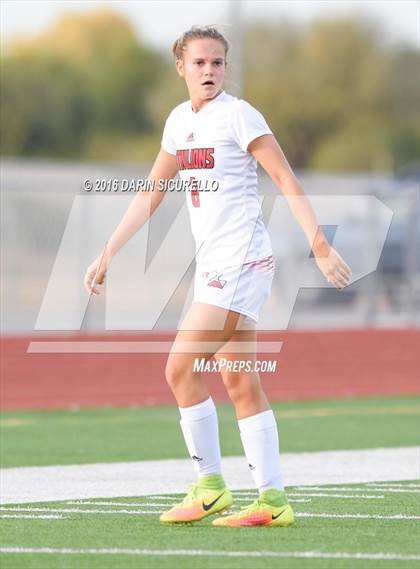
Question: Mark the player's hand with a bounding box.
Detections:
[314,246,352,291]
[83,249,111,295]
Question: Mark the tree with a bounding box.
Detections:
[1,8,165,157]
[243,17,419,171]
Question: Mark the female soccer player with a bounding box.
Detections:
[84,26,352,527]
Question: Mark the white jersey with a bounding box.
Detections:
[161,90,273,270]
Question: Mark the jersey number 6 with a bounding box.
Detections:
[190,176,200,208]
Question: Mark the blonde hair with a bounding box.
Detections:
[172,26,229,60]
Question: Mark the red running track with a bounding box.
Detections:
[1,329,418,410]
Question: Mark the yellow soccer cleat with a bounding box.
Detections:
[160,478,233,524]
[212,489,294,527]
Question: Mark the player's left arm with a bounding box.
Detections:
[248,134,352,290]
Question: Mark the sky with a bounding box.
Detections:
[1,0,419,53]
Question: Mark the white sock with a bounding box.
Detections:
[179,397,222,476]
[238,409,284,492]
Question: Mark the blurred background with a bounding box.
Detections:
[2,0,419,332]
[0,1,418,408]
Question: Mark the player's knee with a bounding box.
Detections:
[223,372,260,404]
[222,371,241,394]
[165,357,188,390]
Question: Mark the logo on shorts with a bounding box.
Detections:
[204,273,227,289]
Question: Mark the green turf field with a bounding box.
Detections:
[1,482,419,568]
[1,396,419,568]
[1,396,418,467]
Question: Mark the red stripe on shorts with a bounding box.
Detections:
[246,255,274,271]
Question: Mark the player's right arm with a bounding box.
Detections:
[83,149,178,294]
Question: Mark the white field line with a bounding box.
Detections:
[232,491,381,500]
[1,507,419,520]
[366,484,420,492]
[287,493,384,499]
[139,495,182,499]
[139,494,204,500]
[147,493,258,498]
[1,515,62,520]
[303,487,420,494]
[67,498,312,506]
[232,486,384,496]
[67,501,172,508]
[366,483,420,488]
[234,498,312,503]
[0,507,164,515]
[231,488,344,494]
[0,547,419,562]
[2,447,419,505]
[298,513,420,520]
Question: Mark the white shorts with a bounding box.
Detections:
[193,255,274,325]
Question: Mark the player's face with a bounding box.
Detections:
[176,39,226,102]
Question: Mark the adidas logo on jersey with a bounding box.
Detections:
[186,132,194,142]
